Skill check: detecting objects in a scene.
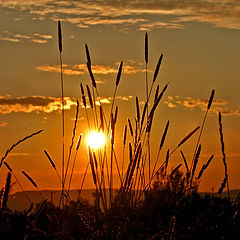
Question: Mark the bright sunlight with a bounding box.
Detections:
[87,131,106,149]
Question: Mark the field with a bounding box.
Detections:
[0,21,240,240]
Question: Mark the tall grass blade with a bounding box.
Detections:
[3,162,32,205]
[140,102,148,129]
[197,155,214,180]
[88,147,97,185]
[145,32,148,64]
[86,84,93,108]
[218,175,228,194]
[170,126,200,156]
[180,150,189,173]
[44,149,56,170]
[58,20,62,53]
[128,118,133,137]
[0,130,43,168]
[207,89,215,110]
[136,97,140,123]
[153,54,163,83]
[87,62,96,88]
[165,149,170,171]
[22,171,45,201]
[114,106,118,123]
[85,43,91,66]
[22,171,37,188]
[218,112,230,200]
[116,61,123,87]
[191,89,215,171]
[58,20,65,206]
[80,83,87,108]
[64,100,79,185]
[159,120,169,151]
[154,85,159,103]
[2,172,11,211]
[178,126,200,148]
[3,162,12,172]
[123,124,127,147]
[170,164,182,178]
[191,145,201,179]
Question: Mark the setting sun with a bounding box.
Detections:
[87,131,106,149]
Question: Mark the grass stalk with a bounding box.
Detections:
[218,112,230,200]
[0,130,43,168]
[4,162,32,205]
[58,20,65,207]
[22,171,45,201]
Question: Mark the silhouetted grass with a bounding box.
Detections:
[0,22,237,240]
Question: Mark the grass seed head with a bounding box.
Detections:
[58,20,62,53]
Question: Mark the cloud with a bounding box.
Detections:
[95,98,112,105]
[164,95,240,116]
[9,152,31,156]
[67,17,146,28]
[0,95,134,114]
[0,36,21,42]
[139,21,184,31]
[1,0,240,30]
[0,30,52,44]
[116,96,134,101]
[33,33,52,39]
[31,39,48,44]
[36,63,146,75]
[36,64,83,75]
[0,96,76,114]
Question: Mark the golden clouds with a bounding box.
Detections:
[36,63,146,76]
[0,95,134,114]
[1,0,240,30]
[164,96,240,116]
[0,31,52,44]
[0,96,76,114]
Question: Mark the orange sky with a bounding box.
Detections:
[0,0,240,193]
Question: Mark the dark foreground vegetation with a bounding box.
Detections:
[1,172,240,240]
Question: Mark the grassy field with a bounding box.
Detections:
[0,21,239,239]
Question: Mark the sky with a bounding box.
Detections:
[0,0,240,193]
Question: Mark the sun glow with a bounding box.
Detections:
[87,131,106,149]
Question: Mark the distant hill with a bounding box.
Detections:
[7,189,240,211]
[8,189,97,210]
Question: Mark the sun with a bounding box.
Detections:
[87,131,106,149]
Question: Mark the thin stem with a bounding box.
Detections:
[79,163,89,199]
[12,172,32,205]
[59,53,65,207]
[190,110,208,172]
[67,150,78,193]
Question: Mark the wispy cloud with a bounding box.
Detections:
[139,21,184,31]
[0,30,52,44]
[164,95,240,116]
[9,152,31,156]
[67,16,146,28]
[116,96,134,101]
[1,0,240,30]
[0,37,21,43]
[36,63,146,76]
